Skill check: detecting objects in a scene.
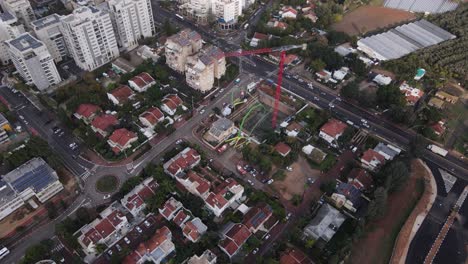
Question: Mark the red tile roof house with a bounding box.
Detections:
[163,147,201,177]
[361,149,386,171]
[122,226,175,264]
[77,202,128,255]
[139,107,165,129]
[74,104,102,124]
[275,142,292,157]
[176,171,211,199]
[204,178,245,217]
[120,177,158,217]
[128,72,156,92]
[219,224,252,258]
[159,197,183,221]
[160,94,183,116]
[281,7,298,19]
[107,128,138,154]
[107,85,135,106]
[431,120,446,136]
[182,217,208,243]
[280,248,314,264]
[242,203,274,233]
[347,168,374,191]
[319,119,348,147]
[90,114,118,138]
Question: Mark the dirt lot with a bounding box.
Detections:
[332,6,416,36]
[348,159,426,264]
[273,156,320,200]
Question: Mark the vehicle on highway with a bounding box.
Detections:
[175,139,183,145]
[234,78,241,84]
[0,246,10,260]
[237,164,247,175]
[175,14,184,20]
[285,212,292,220]
[427,144,448,157]
[363,123,370,128]
[252,248,259,254]
[136,226,142,233]
[247,179,254,186]
[199,109,206,114]
[217,144,228,153]
[124,237,130,244]
[346,120,354,126]
[307,83,313,89]
[58,131,65,137]
[103,194,111,199]
[19,115,24,120]
[329,103,335,108]
[313,96,319,101]
[264,234,270,240]
[69,142,78,150]
[360,119,368,124]
[243,23,249,29]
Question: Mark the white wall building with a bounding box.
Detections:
[1,0,36,28]
[5,33,62,90]
[212,0,242,29]
[165,29,203,73]
[185,45,225,92]
[61,6,119,71]
[31,14,69,63]
[106,0,155,50]
[0,12,23,65]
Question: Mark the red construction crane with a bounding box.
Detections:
[224,44,306,128]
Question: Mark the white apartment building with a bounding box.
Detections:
[0,12,23,65]
[31,14,69,63]
[185,45,226,92]
[106,0,155,50]
[5,33,62,90]
[61,6,119,71]
[165,29,203,73]
[179,0,211,23]
[212,0,242,29]
[0,0,36,28]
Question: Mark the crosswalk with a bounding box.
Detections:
[52,242,64,253]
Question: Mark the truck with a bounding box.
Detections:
[427,144,448,157]
[247,82,257,92]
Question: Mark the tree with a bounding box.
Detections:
[21,239,53,264]
[327,30,350,45]
[376,84,405,108]
[381,161,410,193]
[346,54,367,77]
[95,243,107,254]
[341,80,360,99]
[45,202,58,219]
[409,134,427,158]
[320,180,336,194]
[310,59,326,72]
[366,187,387,221]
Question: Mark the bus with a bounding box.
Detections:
[0,246,10,260]
[175,14,184,20]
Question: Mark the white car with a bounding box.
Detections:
[175,139,183,145]
[264,234,270,240]
[103,194,111,199]
[144,220,151,227]
[136,226,142,233]
[199,109,206,114]
[247,179,254,186]
[124,237,130,244]
[267,179,274,185]
[286,166,292,172]
[252,248,259,254]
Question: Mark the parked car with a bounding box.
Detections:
[252,248,259,254]
[136,226,142,233]
[144,220,151,227]
[124,237,130,244]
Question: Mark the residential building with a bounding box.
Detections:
[187,249,217,264]
[185,46,226,92]
[123,226,175,264]
[267,19,288,30]
[139,107,164,129]
[333,67,349,81]
[182,217,208,242]
[107,85,135,105]
[275,142,292,157]
[128,72,156,92]
[121,177,158,216]
[316,70,332,82]
[372,74,392,85]
[399,82,424,105]
[205,117,235,144]
[319,119,347,147]
[0,113,11,145]
[212,0,242,30]
[31,14,68,63]
[303,11,318,23]
[331,181,362,212]
[178,0,211,23]
[281,7,298,19]
[106,0,155,50]
[5,33,62,91]
[112,57,135,73]
[428,97,445,109]
[435,91,458,104]
[373,143,401,161]
[250,32,269,47]
[303,203,346,242]
[280,248,313,264]
[285,121,303,137]
[77,202,129,254]
[107,128,138,154]
[0,12,23,65]
[165,29,202,73]
[176,171,211,199]
[347,168,373,191]
[204,178,244,217]
[136,45,160,62]
[61,6,119,71]
[0,158,64,221]
[90,114,118,137]
[161,94,183,116]
[74,104,102,124]
[159,197,184,220]
[431,120,446,136]
[1,0,36,28]
[163,147,201,177]
[219,224,251,258]
[361,149,386,171]
[242,203,274,233]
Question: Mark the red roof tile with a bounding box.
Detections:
[75,104,101,119]
[162,94,183,111]
[220,239,239,256]
[109,85,134,103]
[91,114,118,131]
[253,32,268,40]
[173,210,188,227]
[348,168,373,190]
[242,204,273,230]
[275,142,292,156]
[320,119,347,138]
[187,171,211,195]
[129,72,155,89]
[280,248,313,264]
[361,149,385,164]
[94,218,114,239]
[109,128,137,148]
[226,224,251,246]
[82,228,103,247]
[140,107,164,126]
[165,148,201,176]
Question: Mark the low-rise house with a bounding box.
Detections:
[269,53,300,66]
[187,249,217,264]
[77,202,129,254]
[74,104,101,124]
[267,19,288,30]
[121,177,158,217]
[139,107,165,129]
[347,168,373,191]
[107,128,138,154]
[128,72,156,92]
[431,120,446,136]
[303,11,318,23]
[136,45,160,62]
[275,142,292,157]
[205,178,244,217]
[0,158,64,221]
[107,85,135,106]
[176,171,211,199]
[435,91,458,104]
[182,217,208,243]
[315,70,332,82]
[285,121,303,137]
[332,67,349,81]
[163,147,201,177]
[205,117,235,144]
[159,197,184,221]
[122,226,175,264]
[373,74,392,86]
[361,149,386,171]
[90,114,118,137]
[373,143,401,161]
[428,97,445,109]
[331,181,362,212]
[319,119,348,147]
[112,57,135,74]
[303,203,346,243]
[280,248,314,264]
[399,82,424,105]
[281,7,298,19]
[242,203,274,233]
[219,224,252,258]
[161,94,183,116]
[250,32,269,47]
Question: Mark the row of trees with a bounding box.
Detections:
[3,137,62,170]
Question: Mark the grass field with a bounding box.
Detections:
[96,175,119,193]
[332,6,416,36]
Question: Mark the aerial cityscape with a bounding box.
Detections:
[0,0,466,263]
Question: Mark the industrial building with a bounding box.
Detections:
[357,19,455,61]
[384,0,458,14]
